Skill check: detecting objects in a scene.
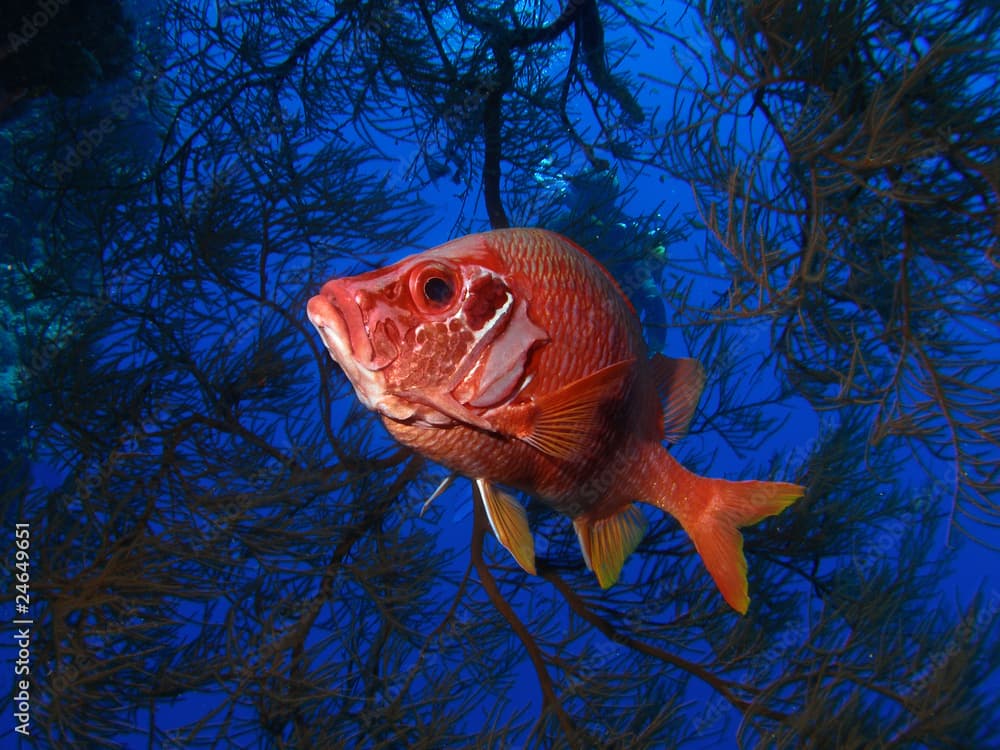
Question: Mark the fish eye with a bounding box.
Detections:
[410,263,460,313]
[423,276,454,305]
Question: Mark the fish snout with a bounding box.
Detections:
[307,279,376,369]
[307,279,387,411]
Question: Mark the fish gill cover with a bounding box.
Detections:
[0,0,998,747]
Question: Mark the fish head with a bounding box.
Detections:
[307,235,548,427]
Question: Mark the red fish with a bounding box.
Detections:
[307,228,803,613]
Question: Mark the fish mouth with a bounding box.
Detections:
[307,282,383,410]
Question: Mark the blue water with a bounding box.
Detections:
[1,1,998,747]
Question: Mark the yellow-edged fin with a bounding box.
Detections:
[476,478,537,575]
[572,504,648,588]
[650,354,705,443]
[519,358,635,460]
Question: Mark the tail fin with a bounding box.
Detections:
[649,456,803,614]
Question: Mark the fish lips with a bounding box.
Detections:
[307,280,387,410]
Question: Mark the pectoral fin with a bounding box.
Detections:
[573,504,648,588]
[517,358,635,460]
[476,479,536,575]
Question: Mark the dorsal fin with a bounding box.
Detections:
[573,504,648,588]
[650,354,705,443]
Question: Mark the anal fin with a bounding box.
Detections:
[573,504,648,588]
[476,479,536,575]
